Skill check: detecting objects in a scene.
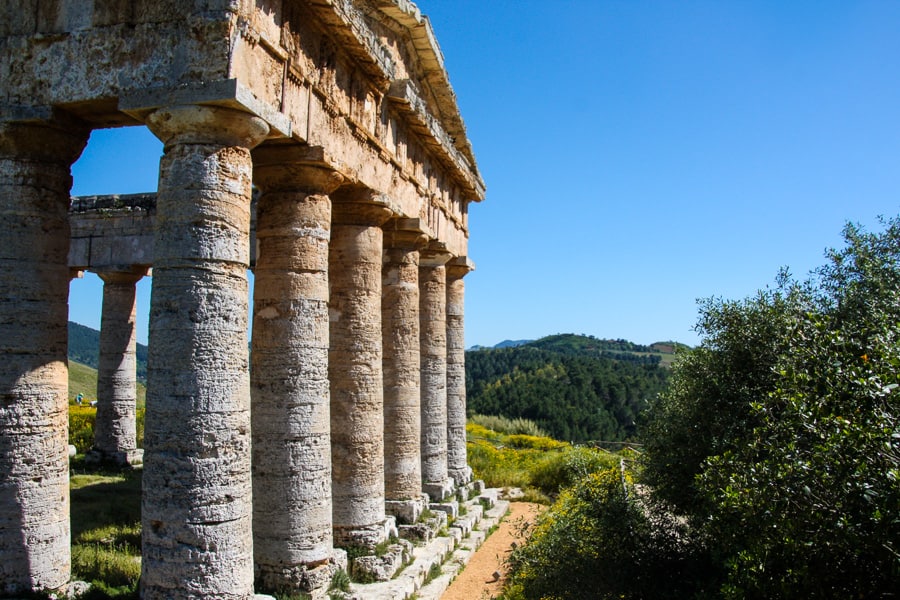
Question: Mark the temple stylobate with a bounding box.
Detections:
[0,1,484,598]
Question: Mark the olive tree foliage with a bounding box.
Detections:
[640,219,900,597]
[639,279,802,515]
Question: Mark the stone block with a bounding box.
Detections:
[385,496,428,525]
[478,488,499,509]
[351,539,413,582]
[398,523,434,543]
[450,511,478,538]
[428,499,458,519]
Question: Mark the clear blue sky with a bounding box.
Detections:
[69,1,900,348]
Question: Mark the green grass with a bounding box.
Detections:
[69,360,99,402]
[69,359,147,407]
[69,469,143,597]
[424,562,443,585]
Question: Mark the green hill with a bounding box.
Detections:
[466,334,675,443]
[68,321,148,382]
[68,360,99,402]
[68,359,146,407]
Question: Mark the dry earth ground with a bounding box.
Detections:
[442,502,545,600]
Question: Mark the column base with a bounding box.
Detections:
[254,549,347,600]
[84,448,144,468]
[449,465,473,488]
[334,517,397,551]
[423,478,454,502]
[384,494,430,525]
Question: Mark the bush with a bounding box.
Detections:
[135,407,145,448]
[68,404,145,454]
[469,414,548,437]
[467,438,533,489]
[504,434,567,451]
[639,218,900,597]
[69,404,97,454]
[504,469,706,600]
[528,446,619,497]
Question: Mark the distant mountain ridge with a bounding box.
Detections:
[68,321,148,382]
[494,339,531,349]
[470,334,686,363]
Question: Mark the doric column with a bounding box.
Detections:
[250,145,344,594]
[0,118,88,594]
[89,268,147,467]
[419,244,454,501]
[140,105,268,600]
[446,257,475,487]
[382,219,429,523]
[329,192,394,549]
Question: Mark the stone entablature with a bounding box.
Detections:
[5,1,484,255]
[69,194,156,272]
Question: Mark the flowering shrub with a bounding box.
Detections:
[467,422,622,502]
[69,404,97,453]
[68,404,145,454]
[505,434,567,451]
[528,446,619,496]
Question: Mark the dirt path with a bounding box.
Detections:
[442,502,544,600]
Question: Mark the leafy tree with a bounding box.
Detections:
[640,218,900,597]
[639,279,800,514]
[697,221,900,597]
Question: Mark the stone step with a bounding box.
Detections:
[338,486,511,600]
[415,499,510,600]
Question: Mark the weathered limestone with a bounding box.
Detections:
[446,258,475,487]
[419,246,454,501]
[3,3,488,597]
[329,193,394,549]
[383,220,430,524]
[250,145,344,595]
[69,193,156,271]
[140,105,268,600]
[89,268,146,467]
[0,118,87,595]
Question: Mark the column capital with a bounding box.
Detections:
[331,188,394,227]
[95,267,149,285]
[0,118,88,163]
[146,105,269,149]
[420,241,453,267]
[383,218,429,251]
[252,144,345,194]
[446,256,475,279]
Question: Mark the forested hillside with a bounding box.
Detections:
[68,321,149,382]
[465,334,672,442]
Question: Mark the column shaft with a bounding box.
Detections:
[92,269,144,466]
[251,150,343,594]
[420,250,452,500]
[140,105,268,600]
[330,199,392,549]
[0,120,86,594]
[446,260,473,486]
[382,225,427,518]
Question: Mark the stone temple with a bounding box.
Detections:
[0,1,484,598]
